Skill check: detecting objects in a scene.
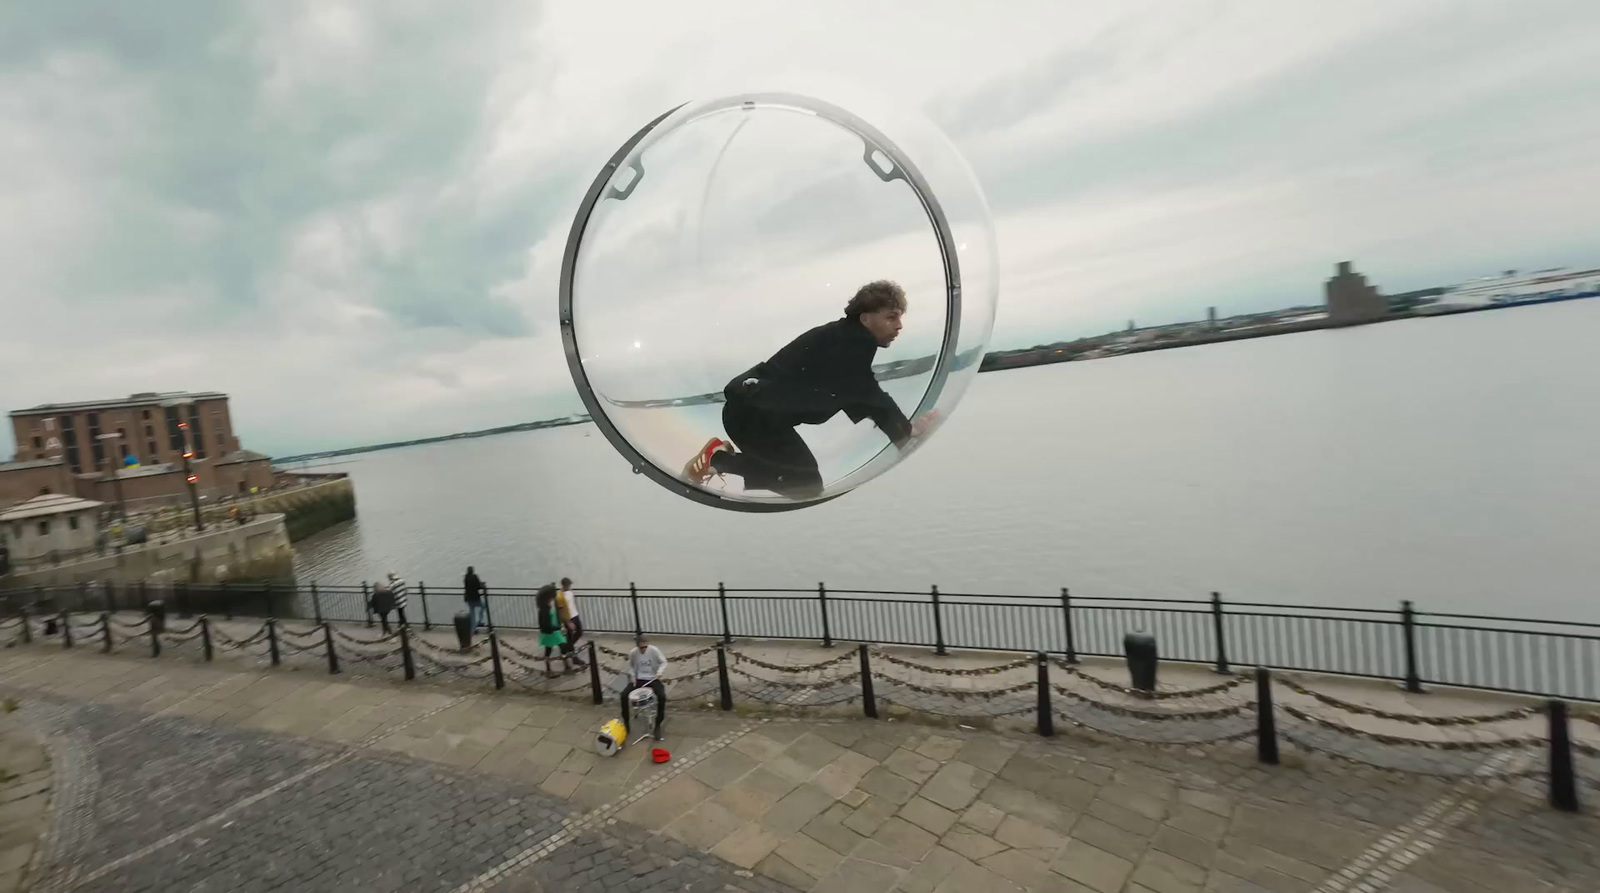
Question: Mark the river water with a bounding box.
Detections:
[291,299,1600,623]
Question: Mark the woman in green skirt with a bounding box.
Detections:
[536,584,572,676]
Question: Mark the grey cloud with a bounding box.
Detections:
[0,1,554,338]
[951,3,1600,219]
[925,15,1136,142]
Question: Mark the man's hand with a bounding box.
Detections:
[911,409,940,438]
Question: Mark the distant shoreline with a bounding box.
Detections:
[272,294,1588,466]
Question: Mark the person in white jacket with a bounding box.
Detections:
[621,634,668,740]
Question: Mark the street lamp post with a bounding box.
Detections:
[95,432,127,520]
[163,399,205,532]
[178,421,204,532]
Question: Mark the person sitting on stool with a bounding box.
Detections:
[621,634,669,741]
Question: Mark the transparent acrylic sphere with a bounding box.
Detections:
[560,87,998,512]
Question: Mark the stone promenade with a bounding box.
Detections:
[0,639,1596,892]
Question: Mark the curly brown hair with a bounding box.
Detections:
[843,280,906,320]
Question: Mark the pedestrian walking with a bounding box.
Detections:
[556,577,587,668]
[387,571,410,628]
[463,566,487,632]
[369,579,395,634]
[536,584,572,676]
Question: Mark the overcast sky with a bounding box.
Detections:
[3,0,1597,456]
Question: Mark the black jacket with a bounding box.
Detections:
[723,317,912,446]
[537,601,560,634]
[463,572,482,604]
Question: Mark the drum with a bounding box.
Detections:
[595,719,627,757]
[628,685,657,718]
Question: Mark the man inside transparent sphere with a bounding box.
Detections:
[682,280,938,499]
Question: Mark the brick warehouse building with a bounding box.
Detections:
[0,391,274,510]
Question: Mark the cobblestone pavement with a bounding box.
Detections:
[0,705,51,892]
[2,665,797,892]
[0,643,1597,892]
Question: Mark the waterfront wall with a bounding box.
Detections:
[242,475,355,542]
[0,513,294,590]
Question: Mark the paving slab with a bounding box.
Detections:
[0,636,1597,893]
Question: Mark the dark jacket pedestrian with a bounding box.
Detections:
[370,580,396,634]
[463,566,487,632]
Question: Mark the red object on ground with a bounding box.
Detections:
[651,748,670,764]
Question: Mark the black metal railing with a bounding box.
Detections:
[3,580,1598,703]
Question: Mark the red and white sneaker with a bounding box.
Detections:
[683,437,730,485]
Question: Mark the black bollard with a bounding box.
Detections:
[1124,630,1158,693]
[1549,700,1579,812]
[148,600,167,635]
[321,622,338,674]
[717,644,733,711]
[453,611,472,652]
[859,645,877,719]
[489,633,505,691]
[588,641,603,705]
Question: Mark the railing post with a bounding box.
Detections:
[859,645,877,719]
[322,622,338,674]
[818,583,833,649]
[399,624,416,681]
[717,643,733,711]
[263,582,275,619]
[100,613,112,653]
[61,611,72,650]
[489,632,505,690]
[201,616,214,662]
[104,582,117,615]
[1060,587,1078,663]
[931,585,946,656]
[1256,668,1278,765]
[1400,600,1424,693]
[19,607,29,645]
[1036,652,1054,737]
[588,641,603,705]
[311,583,324,625]
[148,608,161,657]
[419,581,431,630]
[718,583,732,644]
[139,581,150,611]
[630,583,643,636]
[1548,700,1579,812]
[363,581,373,628]
[1211,592,1230,675]
[483,590,495,632]
[266,618,280,666]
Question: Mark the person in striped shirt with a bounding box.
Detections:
[386,572,411,628]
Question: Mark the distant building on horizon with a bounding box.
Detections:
[1325,262,1389,324]
[1,391,272,510]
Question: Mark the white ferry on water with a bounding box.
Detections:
[1418,266,1600,314]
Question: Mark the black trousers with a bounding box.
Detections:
[711,399,822,499]
[560,616,585,656]
[620,678,666,732]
